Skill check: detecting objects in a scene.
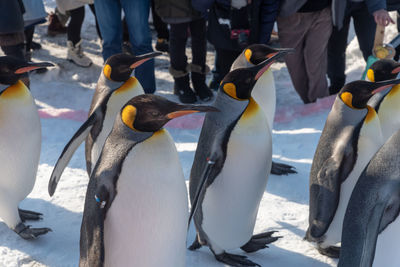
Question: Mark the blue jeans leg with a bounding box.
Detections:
[121,0,156,93]
[94,0,122,61]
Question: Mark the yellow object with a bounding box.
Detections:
[340,92,354,108]
[121,105,137,131]
[375,46,389,59]
[367,69,375,82]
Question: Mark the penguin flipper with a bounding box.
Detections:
[270,161,297,175]
[48,111,99,196]
[308,157,343,240]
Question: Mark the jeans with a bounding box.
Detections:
[94,0,156,93]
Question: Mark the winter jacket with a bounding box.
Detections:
[0,0,24,34]
[154,0,202,24]
[192,0,280,51]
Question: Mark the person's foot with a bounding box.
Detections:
[155,38,169,53]
[47,13,67,37]
[31,41,42,50]
[191,72,213,101]
[67,40,92,68]
[174,74,197,104]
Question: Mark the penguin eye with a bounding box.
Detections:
[150,111,160,117]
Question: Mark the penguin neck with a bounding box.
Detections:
[333,95,368,124]
[0,82,9,93]
[99,72,125,94]
[216,90,249,116]
[231,55,253,71]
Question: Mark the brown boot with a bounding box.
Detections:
[47,12,67,37]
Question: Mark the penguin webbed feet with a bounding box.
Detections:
[270,161,297,175]
[317,245,340,258]
[241,231,281,253]
[14,222,52,240]
[188,237,202,251]
[215,252,261,267]
[18,208,43,222]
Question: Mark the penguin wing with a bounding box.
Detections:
[48,110,100,196]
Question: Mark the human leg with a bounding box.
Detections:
[189,18,213,101]
[151,0,169,52]
[94,0,122,61]
[169,22,196,103]
[121,0,156,93]
[303,7,331,101]
[352,2,376,62]
[277,13,311,103]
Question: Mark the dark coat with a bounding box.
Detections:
[154,0,202,24]
[192,0,279,51]
[0,0,24,34]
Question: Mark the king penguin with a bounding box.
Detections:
[48,52,160,196]
[366,59,400,140]
[339,128,400,267]
[188,54,285,267]
[306,78,400,258]
[0,56,53,239]
[79,94,217,267]
[231,44,296,175]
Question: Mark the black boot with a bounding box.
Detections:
[174,75,197,103]
[170,66,197,103]
[190,64,213,101]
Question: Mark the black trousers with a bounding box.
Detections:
[67,6,85,45]
[151,0,169,40]
[327,2,376,90]
[211,48,241,83]
[169,18,207,72]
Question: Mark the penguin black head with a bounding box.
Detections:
[120,95,219,132]
[339,79,400,109]
[220,53,282,100]
[367,59,400,82]
[0,56,54,85]
[243,44,294,65]
[103,52,161,82]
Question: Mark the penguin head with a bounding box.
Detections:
[367,59,400,82]
[120,95,219,132]
[103,52,161,82]
[220,53,282,100]
[339,79,400,109]
[242,44,294,65]
[0,56,54,85]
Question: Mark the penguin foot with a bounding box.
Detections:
[270,161,297,175]
[317,245,340,258]
[241,231,281,253]
[215,252,261,267]
[18,208,43,222]
[188,238,202,251]
[14,223,52,240]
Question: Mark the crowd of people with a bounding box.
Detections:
[1,0,399,104]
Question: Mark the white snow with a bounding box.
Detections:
[0,2,398,266]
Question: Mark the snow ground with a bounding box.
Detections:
[0,2,398,267]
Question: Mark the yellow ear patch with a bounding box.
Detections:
[223,83,241,100]
[244,49,252,63]
[1,80,29,99]
[103,64,112,80]
[367,69,375,82]
[121,105,137,131]
[340,92,354,108]
[115,77,138,94]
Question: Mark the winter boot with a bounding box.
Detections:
[67,40,92,67]
[155,38,169,53]
[169,66,197,103]
[47,12,67,36]
[190,64,213,101]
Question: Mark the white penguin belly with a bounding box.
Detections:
[322,114,383,247]
[202,105,271,251]
[90,87,142,175]
[373,215,400,267]
[104,130,188,267]
[0,87,40,227]
[252,70,275,130]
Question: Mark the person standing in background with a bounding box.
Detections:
[328,0,394,95]
[277,0,332,104]
[154,0,213,103]
[55,0,93,67]
[94,0,156,93]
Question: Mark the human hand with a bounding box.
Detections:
[373,9,395,26]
